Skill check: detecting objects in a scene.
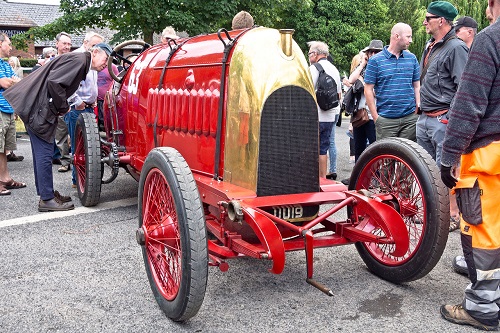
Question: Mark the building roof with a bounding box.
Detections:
[1,1,62,27]
[1,0,117,49]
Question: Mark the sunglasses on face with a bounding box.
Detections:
[425,15,441,22]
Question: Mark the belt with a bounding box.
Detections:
[424,109,448,117]
[84,103,94,109]
[423,109,449,124]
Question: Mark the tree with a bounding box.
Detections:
[288,0,390,73]
[12,0,311,49]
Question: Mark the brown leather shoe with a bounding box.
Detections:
[38,197,75,212]
[440,304,498,331]
[54,190,72,203]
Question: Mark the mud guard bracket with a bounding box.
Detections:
[345,191,410,257]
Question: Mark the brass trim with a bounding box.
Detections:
[223,27,315,192]
[279,29,295,57]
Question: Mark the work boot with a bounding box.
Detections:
[440,304,498,331]
[54,190,72,203]
[38,197,75,212]
[452,255,469,276]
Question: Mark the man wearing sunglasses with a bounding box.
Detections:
[417,1,468,233]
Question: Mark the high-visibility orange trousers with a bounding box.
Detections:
[455,141,500,326]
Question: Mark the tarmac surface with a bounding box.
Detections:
[0,119,479,332]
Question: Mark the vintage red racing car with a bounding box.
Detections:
[72,26,450,321]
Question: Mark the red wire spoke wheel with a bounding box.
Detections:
[138,147,207,321]
[74,112,102,206]
[349,138,449,283]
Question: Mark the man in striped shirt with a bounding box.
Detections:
[0,33,25,196]
[364,23,420,141]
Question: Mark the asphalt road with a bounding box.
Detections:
[0,120,478,332]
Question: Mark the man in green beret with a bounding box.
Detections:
[417,1,468,233]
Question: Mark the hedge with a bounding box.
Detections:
[2,58,38,67]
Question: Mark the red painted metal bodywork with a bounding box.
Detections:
[105,33,233,176]
[103,29,410,288]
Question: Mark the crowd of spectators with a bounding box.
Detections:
[1,5,499,330]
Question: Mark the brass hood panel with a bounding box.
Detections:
[224,27,315,192]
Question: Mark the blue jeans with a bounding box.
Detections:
[27,128,55,201]
[328,114,339,173]
[65,106,94,185]
[416,113,447,166]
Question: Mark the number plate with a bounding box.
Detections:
[264,204,319,223]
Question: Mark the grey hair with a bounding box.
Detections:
[56,31,71,42]
[42,47,57,58]
[307,41,329,56]
[161,26,177,39]
[84,31,104,42]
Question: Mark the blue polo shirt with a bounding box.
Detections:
[0,59,15,114]
[364,46,420,119]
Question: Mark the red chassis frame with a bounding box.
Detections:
[192,172,409,295]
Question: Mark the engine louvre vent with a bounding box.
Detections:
[257,86,319,196]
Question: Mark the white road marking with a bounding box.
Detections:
[0,197,137,229]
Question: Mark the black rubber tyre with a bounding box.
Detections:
[350,138,449,283]
[138,147,208,322]
[74,112,102,207]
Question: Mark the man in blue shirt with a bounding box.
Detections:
[0,33,25,196]
[364,22,420,140]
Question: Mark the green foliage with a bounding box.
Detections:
[10,0,491,72]
[291,0,390,72]
[20,58,38,67]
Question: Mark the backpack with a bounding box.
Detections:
[313,62,339,110]
[342,79,364,116]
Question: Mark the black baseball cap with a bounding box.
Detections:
[94,43,113,56]
[455,16,478,30]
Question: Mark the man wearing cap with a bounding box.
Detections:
[455,16,478,49]
[417,1,468,233]
[3,43,112,211]
[364,23,420,140]
[64,32,104,186]
[418,1,467,167]
[439,0,500,329]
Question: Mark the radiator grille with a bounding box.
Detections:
[257,86,319,196]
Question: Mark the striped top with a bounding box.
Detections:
[441,19,500,167]
[0,59,15,114]
[364,46,420,119]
